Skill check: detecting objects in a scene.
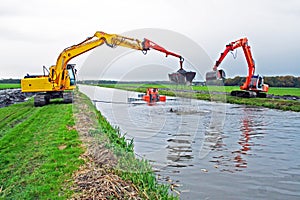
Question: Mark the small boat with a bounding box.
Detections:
[128,88,166,104]
[142,88,166,103]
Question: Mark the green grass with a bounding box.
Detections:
[0,99,84,199]
[0,93,178,199]
[267,87,300,96]
[0,84,21,90]
[192,85,300,96]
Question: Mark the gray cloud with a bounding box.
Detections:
[0,0,299,79]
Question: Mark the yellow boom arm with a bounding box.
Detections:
[48,31,146,90]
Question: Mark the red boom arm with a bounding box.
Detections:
[142,39,184,70]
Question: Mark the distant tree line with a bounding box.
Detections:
[78,80,118,85]
[2,76,299,87]
[0,79,21,84]
[264,76,300,87]
[224,76,300,88]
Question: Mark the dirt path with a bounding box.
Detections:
[71,92,141,199]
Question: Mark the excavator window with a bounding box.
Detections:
[67,64,76,86]
[258,76,263,89]
[51,69,55,80]
[250,76,257,88]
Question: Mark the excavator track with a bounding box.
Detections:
[34,94,49,107]
[63,92,73,103]
[33,92,73,106]
[230,90,257,98]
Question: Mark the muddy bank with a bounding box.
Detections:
[71,92,141,199]
[0,89,34,108]
[267,94,300,101]
[160,88,300,101]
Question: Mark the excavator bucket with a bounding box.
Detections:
[205,69,226,81]
[169,68,196,85]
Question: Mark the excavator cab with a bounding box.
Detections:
[249,75,261,90]
[248,75,268,97]
[67,64,77,86]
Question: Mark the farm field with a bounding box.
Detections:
[0,83,20,90]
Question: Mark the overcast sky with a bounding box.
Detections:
[0,0,299,80]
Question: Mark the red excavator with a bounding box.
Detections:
[206,38,269,98]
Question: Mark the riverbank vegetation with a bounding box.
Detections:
[96,83,300,112]
[72,91,178,199]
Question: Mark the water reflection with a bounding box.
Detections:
[166,132,194,168]
[232,116,252,169]
[210,107,266,172]
[199,104,226,159]
[164,99,201,168]
[164,100,227,169]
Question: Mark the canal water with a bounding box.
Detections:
[79,85,300,200]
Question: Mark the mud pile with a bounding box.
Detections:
[267,94,300,101]
[0,89,33,108]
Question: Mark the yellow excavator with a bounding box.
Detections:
[21,31,189,106]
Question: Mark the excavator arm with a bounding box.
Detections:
[212,38,255,90]
[48,31,184,89]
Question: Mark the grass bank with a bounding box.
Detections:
[0,99,83,199]
[97,83,300,112]
[0,84,20,90]
[0,93,178,199]
[192,85,300,96]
